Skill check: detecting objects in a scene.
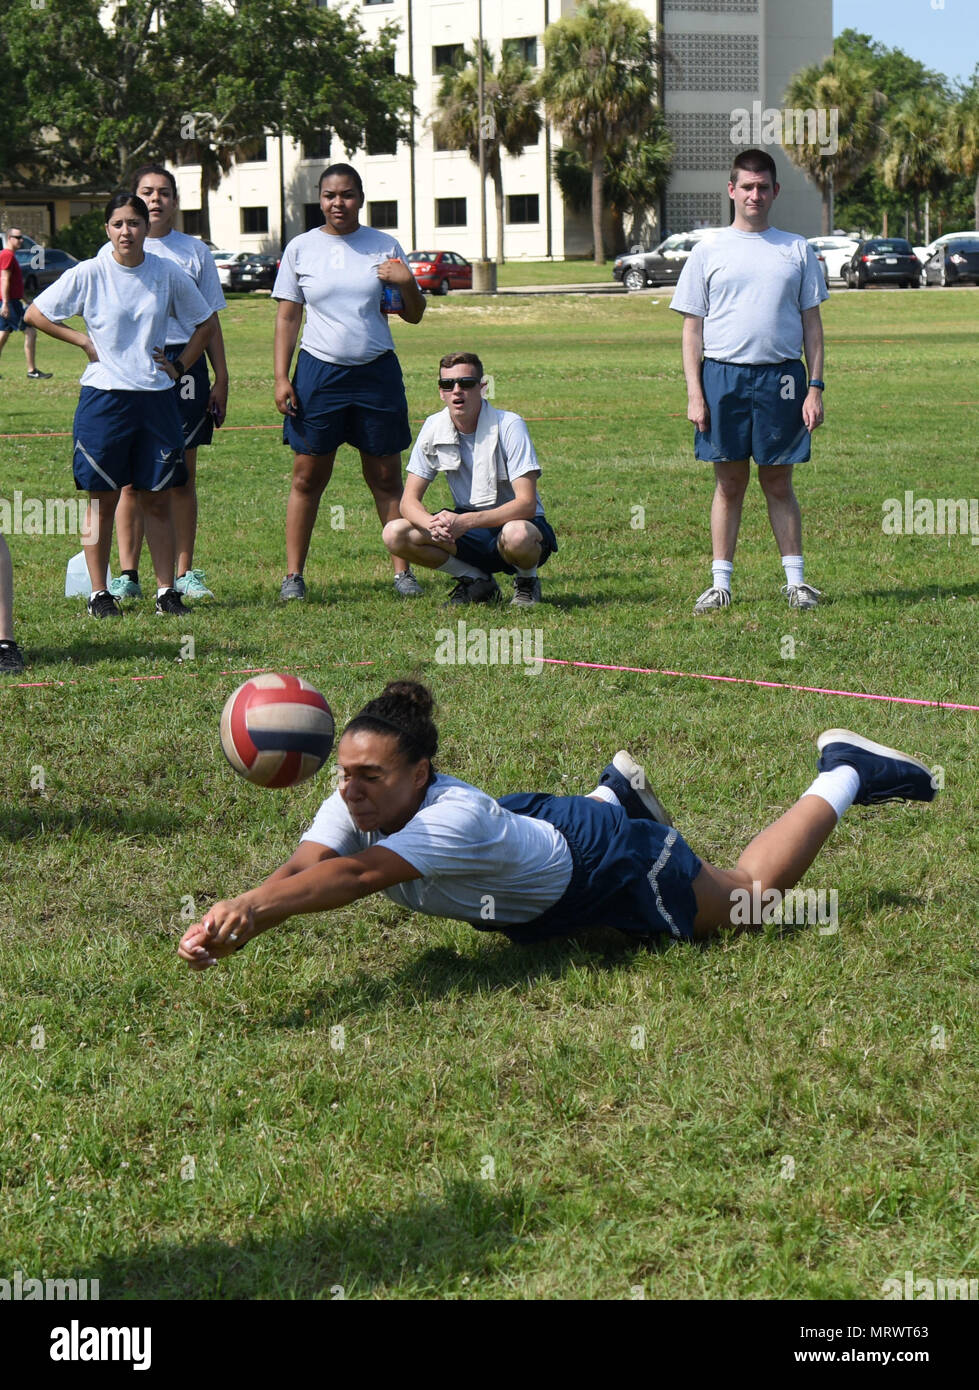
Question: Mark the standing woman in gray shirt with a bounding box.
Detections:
[272,164,426,602]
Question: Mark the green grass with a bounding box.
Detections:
[494,258,615,286]
[1,288,978,1299]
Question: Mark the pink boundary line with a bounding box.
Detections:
[6,657,977,712]
[539,657,979,712]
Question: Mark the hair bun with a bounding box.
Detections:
[380,680,434,719]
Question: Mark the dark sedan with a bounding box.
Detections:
[15,242,79,295]
[227,253,278,291]
[406,251,472,294]
[921,238,979,287]
[843,239,920,289]
[613,232,705,290]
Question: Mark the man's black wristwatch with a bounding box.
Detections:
[808,379,825,391]
[171,357,186,378]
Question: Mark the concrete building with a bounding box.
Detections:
[2,0,832,256]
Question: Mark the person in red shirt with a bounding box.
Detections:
[0,228,52,379]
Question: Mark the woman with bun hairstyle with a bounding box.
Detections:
[179,681,938,968]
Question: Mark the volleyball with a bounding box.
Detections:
[220,674,334,787]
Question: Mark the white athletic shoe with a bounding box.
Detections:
[694,585,731,615]
[783,582,821,610]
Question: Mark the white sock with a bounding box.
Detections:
[157,585,172,598]
[90,589,107,599]
[712,560,733,592]
[588,785,619,806]
[515,565,538,578]
[782,554,804,588]
[801,766,861,822]
[438,556,486,580]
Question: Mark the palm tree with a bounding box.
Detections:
[944,79,979,231]
[882,94,951,242]
[554,113,673,253]
[540,0,660,264]
[782,53,887,235]
[430,44,541,265]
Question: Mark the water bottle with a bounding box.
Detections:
[382,283,403,314]
[65,550,111,597]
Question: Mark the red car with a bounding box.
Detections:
[407,250,473,295]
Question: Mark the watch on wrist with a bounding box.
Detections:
[808,379,824,391]
[172,357,186,378]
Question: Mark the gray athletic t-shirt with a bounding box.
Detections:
[272,225,407,366]
[301,772,572,924]
[670,227,828,364]
[407,407,544,513]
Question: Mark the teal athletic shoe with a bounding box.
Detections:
[175,569,214,600]
[109,575,142,600]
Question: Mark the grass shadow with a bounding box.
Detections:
[0,802,178,840]
[71,1179,535,1299]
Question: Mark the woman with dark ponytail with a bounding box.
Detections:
[179,680,939,964]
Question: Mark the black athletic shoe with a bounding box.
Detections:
[26,369,53,380]
[155,587,190,615]
[0,640,25,673]
[445,575,502,606]
[88,590,122,619]
[816,729,938,805]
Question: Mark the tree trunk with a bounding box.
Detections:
[199,162,212,243]
[591,141,605,265]
[491,151,505,264]
[822,182,831,235]
[974,170,979,232]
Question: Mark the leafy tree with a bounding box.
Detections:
[430,43,541,264]
[540,0,660,264]
[553,112,673,253]
[945,71,979,231]
[3,0,414,242]
[882,94,952,243]
[781,51,887,235]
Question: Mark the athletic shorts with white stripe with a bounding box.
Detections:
[72,386,188,492]
[486,793,702,942]
[165,344,214,449]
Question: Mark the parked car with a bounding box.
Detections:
[12,234,79,295]
[915,230,979,264]
[843,238,920,288]
[209,250,238,288]
[613,228,725,290]
[808,235,859,282]
[406,250,472,294]
[227,252,278,291]
[921,237,979,287]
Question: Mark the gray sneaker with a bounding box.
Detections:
[280,573,307,601]
[445,575,502,606]
[393,568,422,597]
[693,585,731,615]
[511,576,542,607]
[783,582,821,610]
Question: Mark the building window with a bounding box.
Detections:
[503,36,537,65]
[369,200,398,229]
[433,44,464,74]
[181,210,204,235]
[506,194,539,224]
[363,0,392,5]
[241,206,269,234]
[236,136,267,164]
[436,197,467,228]
[302,131,332,160]
[366,129,398,156]
[304,203,323,231]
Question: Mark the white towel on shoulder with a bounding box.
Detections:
[415,400,503,507]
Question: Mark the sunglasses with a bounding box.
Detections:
[438,377,481,391]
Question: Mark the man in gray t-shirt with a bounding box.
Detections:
[671,148,828,615]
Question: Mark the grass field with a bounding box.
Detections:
[1,287,977,1300]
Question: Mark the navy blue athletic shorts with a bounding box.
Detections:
[695,358,810,466]
[486,793,701,943]
[166,344,213,449]
[283,348,412,458]
[0,299,27,332]
[72,387,188,492]
[453,511,558,575]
